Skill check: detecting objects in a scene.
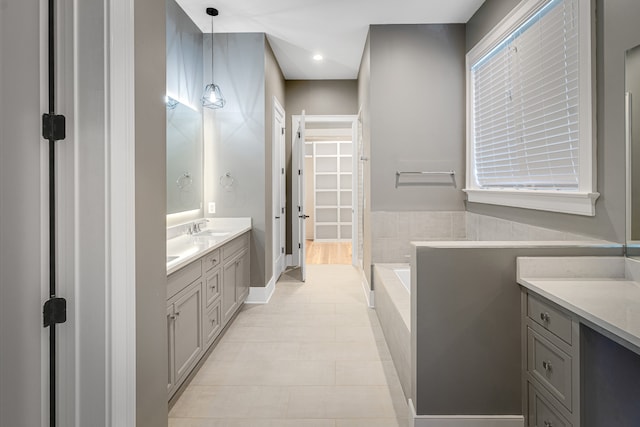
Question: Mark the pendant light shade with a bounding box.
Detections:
[202,83,226,109]
[201,7,226,109]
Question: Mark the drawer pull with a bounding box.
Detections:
[542,360,553,372]
[543,421,553,427]
[540,312,551,322]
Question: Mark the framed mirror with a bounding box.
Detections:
[626,44,640,255]
[166,98,203,215]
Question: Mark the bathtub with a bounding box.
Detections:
[373,264,411,399]
[393,267,410,293]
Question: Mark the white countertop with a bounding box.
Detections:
[167,217,251,275]
[517,256,640,352]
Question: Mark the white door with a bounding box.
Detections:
[272,98,286,280]
[291,113,308,281]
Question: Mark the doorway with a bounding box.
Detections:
[291,115,359,268]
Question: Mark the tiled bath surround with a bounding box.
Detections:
[371,211,594,263]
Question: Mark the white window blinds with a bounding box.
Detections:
[471,0,580,190]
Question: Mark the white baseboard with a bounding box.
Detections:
[245,276,276,304]
[408,399,524,427]
[361,269,374,308]
[285,254,294,267]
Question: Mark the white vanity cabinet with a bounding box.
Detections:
[167,231,250,399]
[521,291,580,427]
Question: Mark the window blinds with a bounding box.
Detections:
[471,0,580,190]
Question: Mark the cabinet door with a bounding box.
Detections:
[222,258,238,324]
[173,281,203,382]
[167,305,176,395]
[236,249,250,303]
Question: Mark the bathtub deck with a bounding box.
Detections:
[373,264,411,400]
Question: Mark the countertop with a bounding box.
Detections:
[167,217,251,275]
[517,256,640,352]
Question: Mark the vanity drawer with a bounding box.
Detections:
[167,260,202,299]
[528,294,572,345]
[204,249,221,272]
[222,233,249,260]
[528,382,572,427]
[528,327,573,411]
[205,268,221,307]
[204,300,222,346]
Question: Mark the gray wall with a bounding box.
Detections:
[369,24,467,212]
[0,1,44,425]
[284,80,359,253]
[465,0,640,243]
[136,0,169,425]
[411,244,624,416]
[264,38,287,282]
[206,33,268,287]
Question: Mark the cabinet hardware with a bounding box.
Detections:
[544,421,553,427]
[542,360,553,372]
[540,312,551,322]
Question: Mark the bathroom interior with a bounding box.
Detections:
[3,0,640,426]
[160,0,640,425]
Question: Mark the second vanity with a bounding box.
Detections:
[166,218,251,400]
[517,256,640,426]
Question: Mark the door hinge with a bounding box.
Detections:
[298,243,301,249]
[298,206,301,212]
[282,207,285,214]
[42,114,66,141]
[281,127,285,135]
[281,247,285,254]
[282,168,284,175]
[43,297,67,328]
[298,169,301,176]
[297,132,301,138]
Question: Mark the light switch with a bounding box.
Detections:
[208,202,216,214]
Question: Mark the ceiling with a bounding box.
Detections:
[175,0,486,80]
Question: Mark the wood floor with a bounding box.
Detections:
[306,240,352,265]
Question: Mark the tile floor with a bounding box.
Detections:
[169,264,409,427]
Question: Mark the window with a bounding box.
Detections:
[465,0,598,216]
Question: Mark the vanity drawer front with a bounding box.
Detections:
[205,268,221,307]
[528,327,573,411]
[528,294,572,345]
[204,249,221,272]
[168,260,202,299]
[204,300,221,345]
[528,382,572,427]
[222,233,249,260]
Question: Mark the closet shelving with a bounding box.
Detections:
[313,140,353,242]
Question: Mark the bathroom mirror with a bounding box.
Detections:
[626,44,640,255]
[166,99,203,215]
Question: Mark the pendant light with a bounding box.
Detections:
[201,7,226,109]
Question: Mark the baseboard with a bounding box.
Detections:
[285,254,294,267]
[245,276,276,304]
[408,399,524,427]
[360,269,374,308]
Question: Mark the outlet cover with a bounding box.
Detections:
[208,202,216,214]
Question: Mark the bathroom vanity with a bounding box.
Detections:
[166,218,251,399]
[517,256,640,426]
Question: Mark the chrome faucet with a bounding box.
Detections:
[193,219,209,234]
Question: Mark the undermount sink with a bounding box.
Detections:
[194,230,230,238]
[167,255,180,263]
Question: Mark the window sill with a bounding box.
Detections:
[464,189,600,216]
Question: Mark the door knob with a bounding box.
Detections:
[299,214,310,219]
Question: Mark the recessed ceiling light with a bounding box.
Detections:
[313,54,323,61]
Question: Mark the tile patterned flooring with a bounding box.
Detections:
[169,264,409,427]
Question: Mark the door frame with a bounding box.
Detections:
[272,96,286,281]
[290,114,359,267]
